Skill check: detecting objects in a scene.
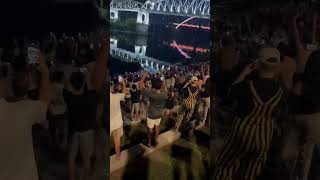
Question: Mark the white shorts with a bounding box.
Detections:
[147,118,161,128]
[110,127,124,138]
[132,103,140,113]
[68,130,95,161]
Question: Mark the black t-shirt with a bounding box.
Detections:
[181,86,199,100]
[130,90,141,103]
[201,81,210,98]
[165,97,175,109]
[213,70,238,102]
[63,87,99,134]
[222,77,287,119]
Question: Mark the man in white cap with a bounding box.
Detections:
[174,76,200,134]
[212,48,287,180]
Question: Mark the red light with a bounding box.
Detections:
[170,42,209,53]
[173,23,210,30]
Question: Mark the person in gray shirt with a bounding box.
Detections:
[145,78,167,147]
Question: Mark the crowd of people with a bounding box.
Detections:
[110,62,210,160]
[0,31,108,180]
[212,2,320,180]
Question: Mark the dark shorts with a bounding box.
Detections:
[48,113,65,130]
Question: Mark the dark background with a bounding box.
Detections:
[0,0,106,40]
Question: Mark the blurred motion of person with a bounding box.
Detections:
[64,33,107,180]
[0,52,50,180]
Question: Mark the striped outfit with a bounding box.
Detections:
[175,87,199,131]
[212,81,283,180]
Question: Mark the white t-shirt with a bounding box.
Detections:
[0,99,47,180]
[110,93,125,134]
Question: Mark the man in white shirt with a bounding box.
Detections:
[0,52,50,180]
[110,80,126,160]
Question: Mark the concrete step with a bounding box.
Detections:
[110,130,181,173]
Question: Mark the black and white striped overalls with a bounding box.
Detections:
[175,87,199,131]
[212,80,283,180]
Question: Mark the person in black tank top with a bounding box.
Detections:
[197,78,211,127]
[164,88,175,118]
[64,33,107,180]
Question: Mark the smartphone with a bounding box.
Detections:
[27,42,40,65]
[161,76,165,81]
[118,75,123,82]
[80,67,88,74]
[306,44,317,51]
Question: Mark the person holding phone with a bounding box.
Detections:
[63,32,108,180]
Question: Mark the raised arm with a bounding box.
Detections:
[38,51,51,104]
[50,32,58,48]
[201,65,205,81]
[121,81,127,94]
[312,11,318,44]
[91,32,108,92]
[245,15,252,35]
[232,63,255,85]
[291,10,304,50]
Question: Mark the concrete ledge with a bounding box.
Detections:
[123,119,142,126]
[110,130,181,173]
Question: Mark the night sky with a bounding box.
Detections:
[0,0,104,34]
